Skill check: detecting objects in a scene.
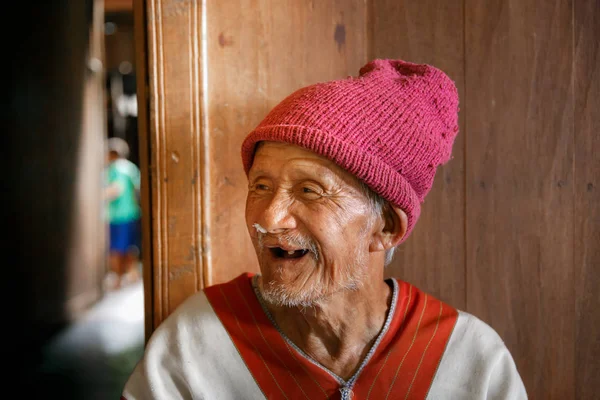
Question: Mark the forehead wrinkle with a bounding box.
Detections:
[251,142,367,194]
[251,156,339,186]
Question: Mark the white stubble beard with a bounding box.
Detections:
[257,230,368,309]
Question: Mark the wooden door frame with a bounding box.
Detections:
[134,0,211,340]
[133,0,154,342]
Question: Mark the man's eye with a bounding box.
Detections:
[300,186,322,198]
[255,184,269,191]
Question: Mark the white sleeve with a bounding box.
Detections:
[485,343,528,399]
[121,291,265,400]
[120,302,199,399]
[427,311,528,400]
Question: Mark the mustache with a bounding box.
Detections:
[257,231,319,261]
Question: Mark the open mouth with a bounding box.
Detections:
[269,247,309,259]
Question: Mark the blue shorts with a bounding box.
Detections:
[109,219,141,254]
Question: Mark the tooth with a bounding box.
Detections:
[288,250,295,255]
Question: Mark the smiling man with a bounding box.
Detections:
[122,59,527,399]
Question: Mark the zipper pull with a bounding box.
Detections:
[339,386,353,400]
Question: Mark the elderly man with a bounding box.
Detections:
[122,59,527,399]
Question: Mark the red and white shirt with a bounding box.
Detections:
[122,273,527,399]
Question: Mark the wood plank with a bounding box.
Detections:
[133,0,154,342]
[574,0,600,398]
[465,1,574,398]
[105,0,133,13]
[144,0,208,324]
[205,0,368,287]
[370,0,466,310]
[65,0,107,320]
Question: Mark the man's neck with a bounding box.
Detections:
[261,277,393,380]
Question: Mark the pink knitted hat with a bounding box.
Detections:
[241,59,459,242]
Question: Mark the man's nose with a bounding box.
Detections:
[258,190,296,234]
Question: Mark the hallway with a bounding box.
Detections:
[35,281,144,399]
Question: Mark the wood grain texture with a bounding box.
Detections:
[144,0,208,323]
[465,1,575,398]
[574,0,600,398]
[370,0,466,311]
[205,0,368,287]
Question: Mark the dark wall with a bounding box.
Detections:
[5,0,92,386]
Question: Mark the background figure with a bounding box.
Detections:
[104,137,141,290]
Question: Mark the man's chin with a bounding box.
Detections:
[259,278,324,308]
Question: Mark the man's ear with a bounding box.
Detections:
[369,205,408,252]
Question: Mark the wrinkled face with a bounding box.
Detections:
[245,141,380,307]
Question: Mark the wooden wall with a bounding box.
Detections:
[574,1,599,399]
[136,0,600,398]
[464,1,574,397]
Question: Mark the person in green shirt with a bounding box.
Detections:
[104,137,141,290]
